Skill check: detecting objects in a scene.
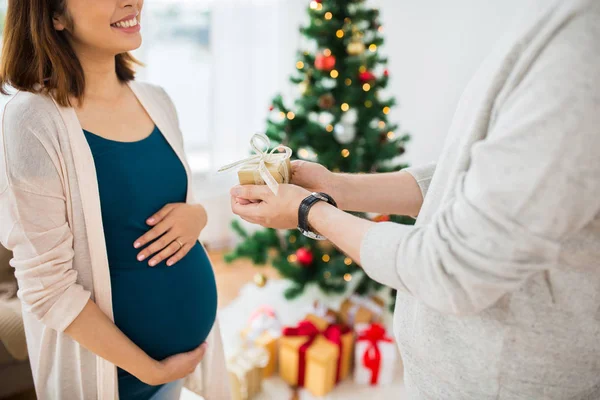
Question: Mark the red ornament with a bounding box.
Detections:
[373,214,391,222]
[296,247,314,266]
[269,105,274,111]
[383,69,389,77]
[315,0,322,3]
[315,53,336,71]
[359,70,376,82]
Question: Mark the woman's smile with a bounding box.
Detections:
[111,14,141,33]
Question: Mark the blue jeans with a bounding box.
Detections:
[149,379,185,400]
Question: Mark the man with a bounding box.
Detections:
[230,1,600,398]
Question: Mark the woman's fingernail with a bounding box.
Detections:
[147,218,155,223]
[167,260,173,266]
[137,254,145,261]
[149,259,156,267]
[134,242,141,248]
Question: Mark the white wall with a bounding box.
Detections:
[377,0,522,166]
[199,0,525,247]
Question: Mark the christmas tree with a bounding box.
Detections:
[226,0,414,302]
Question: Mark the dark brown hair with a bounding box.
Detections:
[0,0,142,107]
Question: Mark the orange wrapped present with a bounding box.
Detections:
[279,314,354,397]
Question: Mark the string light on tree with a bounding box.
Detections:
[330,69,339,78]
[362,83,371,91]
[287,111,296,120]
[296,61,304,70]
[344,257,353,266]
[322,254,330,262]
[341,149,350,158]
[336,29,344,38]
[369,44,377,52]
[383,106,390,115]
[387,131,395,139]
[324,12,332,20]
[341,103,350,111]
[343,273,353,282]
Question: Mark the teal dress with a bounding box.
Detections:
[83,125,218,400]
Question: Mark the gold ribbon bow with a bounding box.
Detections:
[218,133,292,195]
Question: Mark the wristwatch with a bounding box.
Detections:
[297,192,338,240]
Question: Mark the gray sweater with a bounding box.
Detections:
[360,1,600,398]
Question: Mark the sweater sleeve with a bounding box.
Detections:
[403,163,436,200]
[360,10,600,315]
[0,98,91,332]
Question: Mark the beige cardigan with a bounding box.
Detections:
[0,81,232,399]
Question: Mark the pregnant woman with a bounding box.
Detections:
[0,1,230,399]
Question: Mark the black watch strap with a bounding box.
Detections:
[298,192,337,240]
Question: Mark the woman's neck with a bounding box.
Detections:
[74,46,125,104]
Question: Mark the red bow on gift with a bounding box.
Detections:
[283,320,350,387]
[357,323,393,385]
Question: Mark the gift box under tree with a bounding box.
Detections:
[339,294,385,327]
[228,346,269,400]
[279,314,354,397]
[354,323,398,386]
[240,305,281,378]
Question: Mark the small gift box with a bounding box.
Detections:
[279,314,354,397]
[339,294,385,327]
[218,133,292,195]
[228,346,269,400]
[305,300,338,324]
[354,323,397,386]
[240,305,281,378]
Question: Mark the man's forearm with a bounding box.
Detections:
[307,201,374,264]
[333,170,423,216]
[64,299,158,383]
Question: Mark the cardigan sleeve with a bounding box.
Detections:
[360,10,600,315]
[0,98,91,332]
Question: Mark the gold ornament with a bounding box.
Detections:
[299,80,309,95]
[254,273,268,287]
[347,30,365,56]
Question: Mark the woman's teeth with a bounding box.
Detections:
[112,18,138,28]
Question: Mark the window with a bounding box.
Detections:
[134,0,215,173]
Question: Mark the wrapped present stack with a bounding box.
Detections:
[228,346,269,400]
[240,305,282,378]
[339,294,385,327]
[354,323,398,387]
[279,313,354,397]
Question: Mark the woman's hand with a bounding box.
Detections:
[230,184,311,229]
[133,203,207,267]
[140,343,208,386]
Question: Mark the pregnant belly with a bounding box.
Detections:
[110,242,218,361]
